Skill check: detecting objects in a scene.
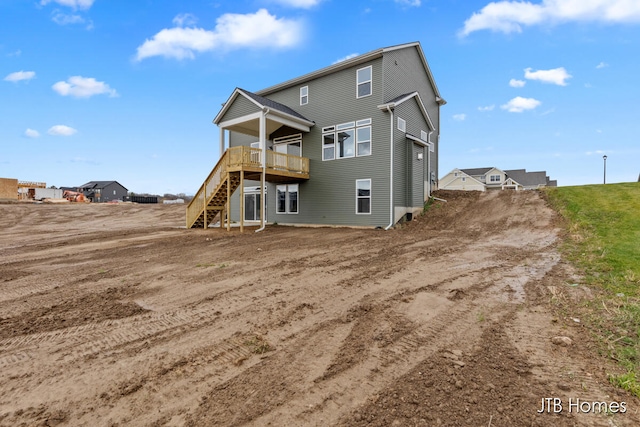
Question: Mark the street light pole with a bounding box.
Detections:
[603,155,607,184]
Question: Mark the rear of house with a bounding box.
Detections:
[187,42,445,230]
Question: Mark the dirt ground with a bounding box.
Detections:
[0,190,638,426]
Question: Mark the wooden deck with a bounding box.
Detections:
[186,146,309,229]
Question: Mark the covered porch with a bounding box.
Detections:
[186,88,313,231]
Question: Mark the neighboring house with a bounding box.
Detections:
[187,41,446,230]
[439,167,556,191]
[78,181,128,202]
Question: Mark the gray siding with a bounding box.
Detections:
[383,47,441,180]
[259,57,391,227]
[393,99,429,208]
[219,95,260,124]
[412,144,425,207]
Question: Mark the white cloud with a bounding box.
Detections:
[52,12,85,25]
[460,0,640,37]
[272,0,322,7]
[509,78,526,87]
[478,105,495,112]
[173,13,198,27]
[4,71,36,82]
[52,76,118,98]
[332,53,359,64]
[596,61,609,69]
[501,96,541,112]
[585,150,606,155]
[48,125,77,136]
[524,67,572,85]
[40,0,94,10]
[453,114,467,121]
[136,9,304,61]
[25,129,41,138]
[395,0,421,6]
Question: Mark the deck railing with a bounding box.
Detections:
[186,146,309,228]
[267,150,309,175]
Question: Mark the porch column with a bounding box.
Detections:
[259,111,266,229]
[226,174,231,231]
[219,127,225,158]
[240,172,244,233]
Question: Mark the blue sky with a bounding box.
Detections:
[2,0,639,195]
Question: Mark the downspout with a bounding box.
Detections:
[256,107,270,233]
[427,130,433,198]
[385,105,395,230]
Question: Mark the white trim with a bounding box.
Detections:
[300,86,308,105]
[356,179,372,215]
[217,111,262,130]
[356,65,372,99]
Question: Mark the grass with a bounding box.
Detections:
[546,182,640,396]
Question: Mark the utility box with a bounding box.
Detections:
[34,188,63,200]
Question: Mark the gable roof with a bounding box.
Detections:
[378,91,435,131]
[461,167,494,176]
[504,170,547,187]
[213,87,314,126]
[79,181,127,190]
[237,88,310,122]
[256,42,444,103]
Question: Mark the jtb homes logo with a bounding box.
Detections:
[538,398,627,414]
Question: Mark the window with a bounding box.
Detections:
[323,133,335,160]
[462,177,466,182]
[276,184,298,214]
[356,179,371,214]
[490,174,501,182]
[337,129,355,158]
[397,117,406,133]
[273,134,302,157]
[300,86,308,105]
[323,119,371,160]
[356,126,371,156]
[357,66,372,98]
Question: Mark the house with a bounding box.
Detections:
[186,41,446,230]
[78,181,128,202]
[439,167,557,191]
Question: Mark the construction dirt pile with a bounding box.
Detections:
[1,191,638,426]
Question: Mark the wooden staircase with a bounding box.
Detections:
[188,172,240,229]
[186,145,310,230]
